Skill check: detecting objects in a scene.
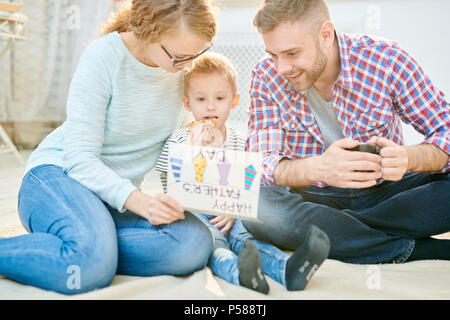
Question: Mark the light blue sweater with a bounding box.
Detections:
[26,31,189,212]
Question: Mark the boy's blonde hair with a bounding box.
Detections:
[184,52,238,96]
[103,0,217,43]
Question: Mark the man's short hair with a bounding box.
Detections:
[254,0,331,34]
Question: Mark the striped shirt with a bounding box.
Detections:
[247,31,450,187]
[155,126,246,192]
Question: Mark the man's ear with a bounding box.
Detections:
[319,21,335,49]
[232,93,240,109]
[182,96,192,112]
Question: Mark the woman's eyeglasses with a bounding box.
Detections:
[160,43,212,68]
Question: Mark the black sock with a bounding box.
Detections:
[238,240,270,294]
[285,224,330,291]
[406,238,450,261]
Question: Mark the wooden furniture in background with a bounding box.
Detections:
[0,2,22,12]
[0,2,28,164]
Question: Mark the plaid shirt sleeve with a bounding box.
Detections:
[389,44,450,172]
[246,69,287,186]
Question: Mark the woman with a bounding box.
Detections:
[0,0,217,294]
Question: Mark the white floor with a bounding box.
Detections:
[0,150,29,237]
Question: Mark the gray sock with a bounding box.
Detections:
[285,224,330,291]
[238,240,270,294]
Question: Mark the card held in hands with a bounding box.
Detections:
[167,144,262,222]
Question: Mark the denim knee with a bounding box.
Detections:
[243,185,299,239]
[167,212,214,275]
[58,230,118,295]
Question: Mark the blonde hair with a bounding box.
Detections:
[184,52,238,97]
[254,0,330,34]
[102,0,217,43]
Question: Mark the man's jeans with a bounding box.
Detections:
[0,165,213,294]
[243,172,450,264]
[192,213,288,286]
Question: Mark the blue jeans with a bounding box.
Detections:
[0,165,213,294]
[243,172,450,264]
[192,212,288,286]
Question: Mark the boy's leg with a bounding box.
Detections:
[188,212,239,284]
[237,240,269,294]
[190,213,269,293]
[0,165,118,294]
[229,220,330,290]
[228,219,286,284]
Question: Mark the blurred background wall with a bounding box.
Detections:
[0,0,449,149]
[0,0,122,148]
[215,0,450,142]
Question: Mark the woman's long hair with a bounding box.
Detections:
[102,0,217,43]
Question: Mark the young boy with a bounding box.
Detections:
[155,52,330,294]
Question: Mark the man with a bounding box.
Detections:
[244,0,450,264]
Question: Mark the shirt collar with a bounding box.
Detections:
[335,31,354,90]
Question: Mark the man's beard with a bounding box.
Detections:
[287,40,328,91]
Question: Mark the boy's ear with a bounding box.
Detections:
[182,96,192,112]
[232,93,240,109]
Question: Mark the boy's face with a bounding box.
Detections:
[183,72,239,131]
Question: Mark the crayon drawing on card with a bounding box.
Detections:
[167,144,262,221]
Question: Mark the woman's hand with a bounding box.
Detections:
[210,216,235,235]
[124,190,185,225]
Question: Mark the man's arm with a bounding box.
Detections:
[388,44,450,173]
[405,144,449,172]
[273,157,317,188]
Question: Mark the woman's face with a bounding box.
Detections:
[144,29,211,73]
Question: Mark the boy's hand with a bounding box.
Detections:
[210,216,235,235]
[188,119,223,147]
[189,123,208,145]
[203,128,225,147]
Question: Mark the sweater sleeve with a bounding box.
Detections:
[62,41,138,212]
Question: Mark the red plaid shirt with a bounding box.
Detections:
[247,32,450,186]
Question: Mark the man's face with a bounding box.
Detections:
[262,20,328,91]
